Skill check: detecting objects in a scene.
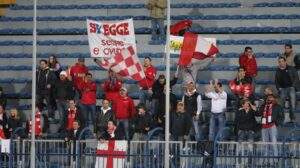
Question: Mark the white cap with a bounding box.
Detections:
[120,87,127,92]
[60,71,67,76]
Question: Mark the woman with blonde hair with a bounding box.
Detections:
[7,108,22,138]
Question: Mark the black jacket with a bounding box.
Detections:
[152,77,178,99]
[233,76,252,85]
[7,117,24,138]
[0,113,9,138]
[170,111,191,138]
[66,128,82,141]
[36,68,57,95]
[235,109,258,131]
[132,112,152,134]
[99,127,125,140]
[275,65,299,89]
[53,79,75,100]
[258,103,285,127]
[94,107,115,136]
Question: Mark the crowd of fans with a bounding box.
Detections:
[0,44,298,146]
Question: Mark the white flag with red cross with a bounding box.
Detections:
[98,46,145,81]
[95,140,127,168]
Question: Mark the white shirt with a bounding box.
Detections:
[205,91,227,113]
[101,107,111,114]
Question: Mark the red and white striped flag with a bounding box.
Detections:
[178,32,219,66]
[98,46,145,81]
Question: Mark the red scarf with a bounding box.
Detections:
[0,126,6,139]
[29,111,42,137]
[262,103,274,128]
[67,108,77,130]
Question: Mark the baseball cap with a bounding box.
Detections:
[60,71,67,76]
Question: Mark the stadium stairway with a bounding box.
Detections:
[0,0,299,139]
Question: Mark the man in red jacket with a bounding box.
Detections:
[138,57,157,107]
[112,87,135,140]
[69,58,89,101]
[102,69,123,103]
[239,47,258,79]
[78,73,97,124]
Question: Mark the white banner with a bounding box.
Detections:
[169,35,216,54]
[95,140,127,168]
[1,139,10,153]
[87,19,137,58]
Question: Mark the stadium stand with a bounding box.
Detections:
[0,0,299,167]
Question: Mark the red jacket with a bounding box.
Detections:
[78,80,97,105]
[103,79,123,102]
[112,94,135,119]
[239,54,257,77]
[138,65,157,89]
[70,63,89,90]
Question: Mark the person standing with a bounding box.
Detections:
[138,57,157,107]
[36,59,57,120]
[235,100,258,142]
[53,71,75,124]
[275,56,299,121]
[101,70,123,103]
[258,94,284,156]
[94,99,115,138]
[170,101,191,141]
[69,58,89,101]
[132,104,152,141]
[0,105,8,139]
[7,108,23,138]
[182,82,202,141]
[60,100,85,133]
[0,87,7,109]
[239,47,258,79]
[146,0,167,44]
[78,73,97,124]
[205,80,227,141]
[281,44,296,67]
[112,87,135,140]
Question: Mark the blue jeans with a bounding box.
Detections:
[151,18,165,41]
[80,103,96,125]
[117,119,129,140]
[262,125,278,156]
[190,119,202,141]
[279,87,296,120]
[139,89,152,107]
[238,130,255,142]
[56,100,68,126]
[209,113,225,141]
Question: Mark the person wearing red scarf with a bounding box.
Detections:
[258,94,284,156]
[27,106,43,138]
[239,47,258,78]
[0,105,8,139]
[112,87,135,140]
[59,100,84,133]
[102,70,123,102]
[78,73,97,124]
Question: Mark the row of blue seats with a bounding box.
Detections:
[9,2,300,10]
[1,27,300,35]
[254,2,300,7]
[1,14,300,22]
[0,78,275,85]
[0,52,282,58]
[0,39,299,46]
[3,92,300,101]
[0,65,278,71]
[9,3,241,10]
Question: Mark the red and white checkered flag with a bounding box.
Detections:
[99,46,145,81]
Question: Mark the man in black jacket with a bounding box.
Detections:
[54,71,75,126]
[36,59,57,120]
[170,101,191,141]
[275,56,299,121]
[94,99,115,138]
[132,104,152,141]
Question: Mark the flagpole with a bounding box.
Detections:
[165,0,171,167]
[30,0,37,167]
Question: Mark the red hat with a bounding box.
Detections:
[170,20,193,36]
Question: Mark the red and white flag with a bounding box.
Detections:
[98,46,145,81]
[95,140,127,168]
[178,32,219,66]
